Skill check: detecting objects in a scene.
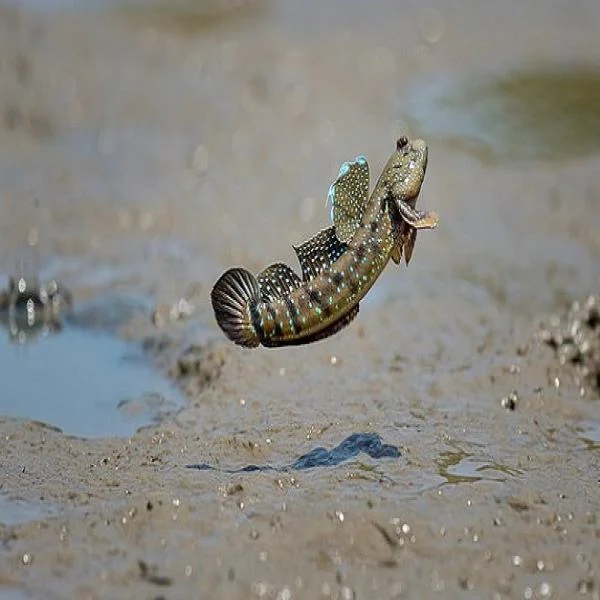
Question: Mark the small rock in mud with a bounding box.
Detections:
[138,559,173,587]
[500,391,519,411]
[536,294,600,395]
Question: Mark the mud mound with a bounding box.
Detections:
[537,294,600,395]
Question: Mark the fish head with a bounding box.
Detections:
[378,136,428,207]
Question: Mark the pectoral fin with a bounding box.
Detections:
[393,201,438,266]
[404,228,417,265]
[391,227,418,266]
[396,199,439,229]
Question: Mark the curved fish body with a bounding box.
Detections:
[211,137,439,348]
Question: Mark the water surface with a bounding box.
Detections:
[0,320,183,438]
[404,66,600,162]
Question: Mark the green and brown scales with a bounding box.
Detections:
[211,137,439,348]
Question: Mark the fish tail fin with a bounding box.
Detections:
[211,267,262,348]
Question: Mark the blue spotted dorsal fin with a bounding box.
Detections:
[292,226,347,282]
[257,262,302,302]
[327,155,370,244]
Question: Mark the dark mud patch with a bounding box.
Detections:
[404,65,600,162]
[187,433,400,473]
[118,0,267,36]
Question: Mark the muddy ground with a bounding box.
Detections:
[0,1,599,598]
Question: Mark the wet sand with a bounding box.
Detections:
[1,1,599,598]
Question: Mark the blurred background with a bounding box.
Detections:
[1,4,600,598]
[0,0,599,433]
[1,0,598,289]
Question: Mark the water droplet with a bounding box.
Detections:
[537,559,545,571]
[512,555,522,567]
[340,586,355,600]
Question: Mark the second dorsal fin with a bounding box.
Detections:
[257,262,302,301]
[292,226,347,282]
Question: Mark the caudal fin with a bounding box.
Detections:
[211,267,262,348]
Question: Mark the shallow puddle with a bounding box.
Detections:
[7,0,264,29]
[0,295,183,439]
[404,66,600,162]
[0,494,58,526]
[0,587,32,600]
[437,449,522,485]
[577,423,600,451]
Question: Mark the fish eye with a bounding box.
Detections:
[396,136,409,150]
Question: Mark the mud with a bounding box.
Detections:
[1,1,599,599]
[536,295,600,396]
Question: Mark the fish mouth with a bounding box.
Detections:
[410,138,428,165]
[397,136,427,153]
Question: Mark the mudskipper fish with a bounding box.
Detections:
[211,136,439,348]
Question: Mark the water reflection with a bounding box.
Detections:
[0,275,72,345]
[405,66,600,162]
[577,423,600,451]
[437,448,522,485]
[0,276,183,438]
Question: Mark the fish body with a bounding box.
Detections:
[211,137,438,348]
